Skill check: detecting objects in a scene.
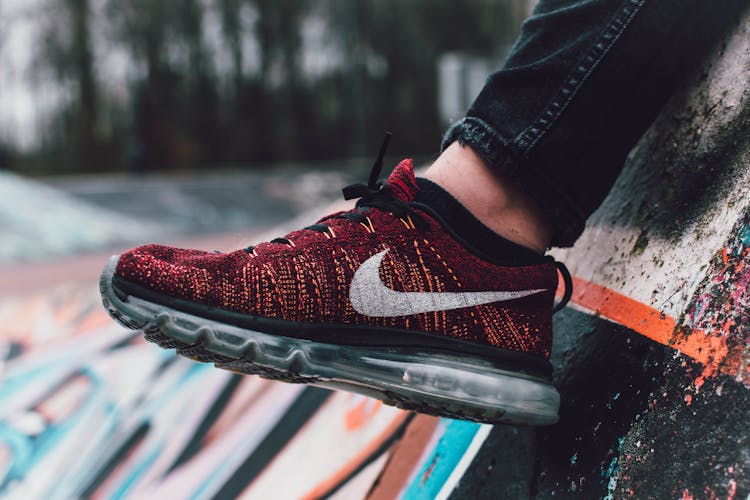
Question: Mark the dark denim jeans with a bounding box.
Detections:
[442,0,746,247]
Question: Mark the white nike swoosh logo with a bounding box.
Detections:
[349,249,547,317]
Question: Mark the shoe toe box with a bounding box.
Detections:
[115,244,246,303]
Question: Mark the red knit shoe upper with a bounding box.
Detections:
[115,160,559,358]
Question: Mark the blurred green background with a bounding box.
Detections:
[0,0,531,174]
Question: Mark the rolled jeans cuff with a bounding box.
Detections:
[441,116,586,247]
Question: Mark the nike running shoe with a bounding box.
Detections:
[100,135,571,425]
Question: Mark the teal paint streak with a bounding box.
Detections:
[401,419,481,500]
[740,223,750,247]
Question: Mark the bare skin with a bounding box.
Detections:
[423,141,554,254]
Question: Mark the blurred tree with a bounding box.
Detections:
[324,0,518,159]
[36,0,100,171]
[174,0,221,166]
[217,0,256,163]
[107,0,183,169]
[253,0,308,162]
[69,0,98,170]
[19,0,530,173]
[218,0,246,94]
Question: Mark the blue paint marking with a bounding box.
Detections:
[0,367,112,495]
[401,419,481,500]
[97,363,216,498]
[740,223,750,247]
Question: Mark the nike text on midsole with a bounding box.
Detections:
[111,276,553,380]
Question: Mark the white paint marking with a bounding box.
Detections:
[434,424,493,500]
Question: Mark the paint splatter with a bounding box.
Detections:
[681,213,750,388]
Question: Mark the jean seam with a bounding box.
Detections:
[512,0,647,157]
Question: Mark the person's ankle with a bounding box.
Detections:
[422,142,554,254]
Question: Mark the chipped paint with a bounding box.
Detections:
[681,213,750,387]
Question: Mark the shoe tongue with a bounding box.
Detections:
[385,159,419,202]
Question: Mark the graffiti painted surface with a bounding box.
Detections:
[3,211,747,499]
[2,209,747,500]
[536,213,749,499]
[2,10,750,498]
[682,213,750,385]
[0,284,492,499]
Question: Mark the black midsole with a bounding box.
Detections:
[112,276,553,379]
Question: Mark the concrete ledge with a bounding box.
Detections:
[457,11,750,499]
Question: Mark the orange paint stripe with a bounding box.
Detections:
[345,399,384,431]
[300,411,410,500]
[563,276,729,369]
[367,415,441,500]
[567,276,676,342]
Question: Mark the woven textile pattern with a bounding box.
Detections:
[116,161,558,358]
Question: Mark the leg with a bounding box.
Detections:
[427,0,746,248]
[425,142,555,253]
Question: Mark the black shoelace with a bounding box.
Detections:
[331,132,428,229]
[245,132,426,254]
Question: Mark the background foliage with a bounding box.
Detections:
[1,0,528,173]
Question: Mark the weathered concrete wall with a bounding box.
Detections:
[454,11,750,500]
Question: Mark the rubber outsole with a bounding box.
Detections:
[100,256,560,426]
